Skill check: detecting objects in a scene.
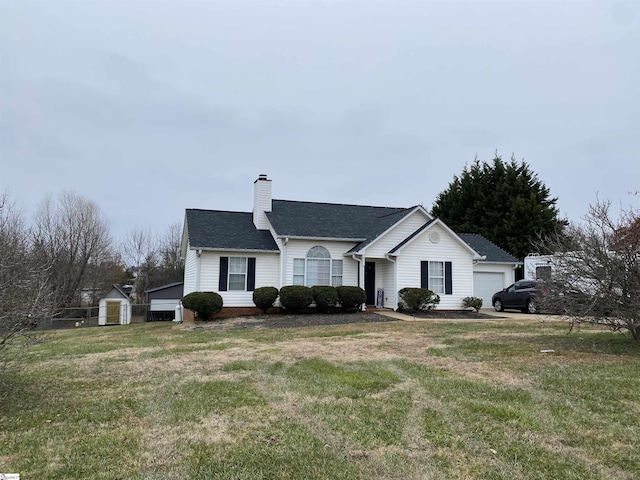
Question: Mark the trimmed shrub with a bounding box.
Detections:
[336,286,366,311]
[279,285,313,313]
[311,286,339,313]
[462,296,483,312]
[182,291,223,320]
[252,286,279,314]
[398,288,440,313]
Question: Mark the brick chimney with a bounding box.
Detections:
[253,174,272,230]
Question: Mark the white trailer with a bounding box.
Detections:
[523,254,555,281]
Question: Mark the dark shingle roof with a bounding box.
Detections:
[185,209,279,251]
[458,233,519,263]
[266,200,415,246]
[145,282,184,294]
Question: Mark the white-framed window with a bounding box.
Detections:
[293,246,343,287]
[428,261,445,294]
[293,258,305,286]
[331,259,343,287]
[228,257,247,291]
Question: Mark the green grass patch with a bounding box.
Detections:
[222,359,269,372]
[304,329,366,338]
[138,342,240,359]
[285,358,400,398]
[310,390,413,447]
[187,419,359,479]
[170,380,267,422]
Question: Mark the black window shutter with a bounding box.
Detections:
[247,257,256,291]
[420,261,429,289]
[219,257,228,291]
[445,261,453,295]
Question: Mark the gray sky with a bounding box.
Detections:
[1,0,638,242]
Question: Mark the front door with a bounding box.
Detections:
[365,262,376,305]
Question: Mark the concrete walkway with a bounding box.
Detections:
[373,308,557,322]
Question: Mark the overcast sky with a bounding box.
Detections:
[1,0,638,242]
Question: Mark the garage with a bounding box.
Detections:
[473,272,506,309]
[145,282,184,321]
[458,234,519,310]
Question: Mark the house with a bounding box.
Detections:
[145,282,184,321]
[98,285,133,325]
[180,174,519,315]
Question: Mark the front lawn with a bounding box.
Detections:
[1,316,638,479]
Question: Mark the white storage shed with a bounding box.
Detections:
[98,285,133,325]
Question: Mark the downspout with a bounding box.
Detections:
[385,253,397,311]
[281,238,289,290]
[195,249,202,291]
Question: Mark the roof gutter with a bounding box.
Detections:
[277,235,366,242]
[190,246,280,253]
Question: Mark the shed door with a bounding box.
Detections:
[473,272,504,309]
[106,301,120,324]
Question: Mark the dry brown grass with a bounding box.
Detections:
[4,316,638,479]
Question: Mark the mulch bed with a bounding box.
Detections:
[181,310,497,331]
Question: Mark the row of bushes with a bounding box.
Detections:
[254,285,366,314]
[181,286,367,320]
[182,287,483,321]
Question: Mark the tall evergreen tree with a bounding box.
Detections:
[431,153,566,259]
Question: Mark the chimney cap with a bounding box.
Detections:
[257,174,269,181]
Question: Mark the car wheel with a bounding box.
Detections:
[493,299,504,312]
[526,299,536,314]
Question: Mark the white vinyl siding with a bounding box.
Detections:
[364,210,431,257]
[395,224,474,310]
[184,248,198,294]
[183,250,280,306]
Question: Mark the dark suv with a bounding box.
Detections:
[492,280,546,314]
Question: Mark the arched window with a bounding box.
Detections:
[293,246,343,287]
[306,246,330,286]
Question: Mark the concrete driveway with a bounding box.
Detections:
[479,308,562,321]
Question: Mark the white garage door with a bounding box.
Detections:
[473,272,505,309]
[150,299,180,311]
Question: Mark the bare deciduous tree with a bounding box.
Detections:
[119,223,185,302]
[32,192,112,311]
[0,192,54,392]
[120,226,156,302]
[155,222,185,286]
[536,199,640,341]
